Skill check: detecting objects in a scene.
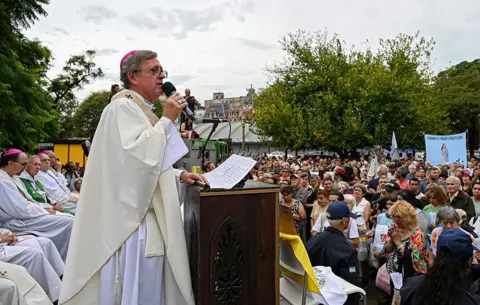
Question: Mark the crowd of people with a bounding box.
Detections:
[251,153,480,304]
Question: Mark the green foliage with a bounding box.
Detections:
[0,0,60,151]
[48,50,104,138]
[255,30,450,154]
[72,91,110,137]
[153,99,164,118]
[435,59,480,155]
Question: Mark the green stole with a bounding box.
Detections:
[20,177,75,216]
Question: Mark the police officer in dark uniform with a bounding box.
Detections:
[306,201,361,305]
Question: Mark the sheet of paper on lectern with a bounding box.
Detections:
[203,154,257,189]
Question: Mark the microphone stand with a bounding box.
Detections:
[198,121,219,171]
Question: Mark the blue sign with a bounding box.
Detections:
[424,132,467,166]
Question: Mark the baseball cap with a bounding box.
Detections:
[326,201,357,220]
[437,228,477,260]
[384,182,400,192]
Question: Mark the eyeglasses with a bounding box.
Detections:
[14,161,28,167]
[40,159,49,163]
[138,66,167,78]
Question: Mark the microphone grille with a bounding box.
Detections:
[162,82,176,96]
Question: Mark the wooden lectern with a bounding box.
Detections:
[184,180,280,305]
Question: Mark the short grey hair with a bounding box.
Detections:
[446,176,461,187]
[377,165,388,174]
[120,50,158,89]
[408,164,416,169]
[328,219,343,226]
[437,205,460,224]
[28,155,40,162]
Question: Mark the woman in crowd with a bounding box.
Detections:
[72,178,82,195]
[280,186,306,235]
[396,190,430,234]
[352,183,371,234]
[310,189,329,230]
[382,201,428,289]
[416,167,427,183]
[429,206,478,265]
[464,175,474,196]
[63,161,80,191]
[423,184,448,235]
[401,228,480,305]
[337,181,349,194]
[203,161,215,173]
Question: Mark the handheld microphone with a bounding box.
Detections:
[193,180,210,191]
[162,82,195,119]
[201,118,228,123]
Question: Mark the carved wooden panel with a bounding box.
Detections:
[189,212,198,301]
[210,217,248,304]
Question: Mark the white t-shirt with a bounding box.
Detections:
[311,213,360,239]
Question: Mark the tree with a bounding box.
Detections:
[435,59,480,156]
[254,30,450,156]
[48,50,104,138]
[72,91,110,137]
[0,0,60,151]
[254,82,309,152]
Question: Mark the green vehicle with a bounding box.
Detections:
[174,138,229,172]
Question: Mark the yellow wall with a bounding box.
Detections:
[53,143,88,167]
[54,144,69,165]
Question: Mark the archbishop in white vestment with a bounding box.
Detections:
[60,50,208,305]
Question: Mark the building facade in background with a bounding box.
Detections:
[203,86,256,121]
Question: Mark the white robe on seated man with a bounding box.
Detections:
[0,243,61,301]
[0,261,53,305]
[0,169,73,261]
[36,169,78,212]
[0,228,64,277]
[60,89,193,305]
[13,174,74,218]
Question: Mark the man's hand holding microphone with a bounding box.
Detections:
[161,83,209,187]
[162,91,187,122]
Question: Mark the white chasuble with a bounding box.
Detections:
[60,89,194,305]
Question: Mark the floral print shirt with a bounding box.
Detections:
[383,228,428,276]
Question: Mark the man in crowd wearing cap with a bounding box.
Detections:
[60,50,207,305]
[306,201,361,305]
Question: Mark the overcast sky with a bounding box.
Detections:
[26,0,480,104]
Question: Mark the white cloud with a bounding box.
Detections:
[25,0,480,104]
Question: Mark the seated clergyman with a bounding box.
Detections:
[0,149,74,261]
[36,153,78,213]
[18,155,75,216]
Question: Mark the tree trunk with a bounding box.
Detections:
[468,127,479,158]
